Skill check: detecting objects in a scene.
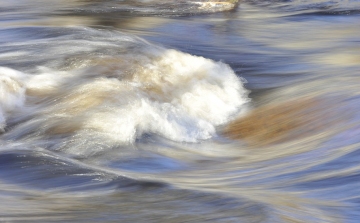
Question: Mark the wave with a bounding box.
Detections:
[0,27,249,156]
[0,67,27,133]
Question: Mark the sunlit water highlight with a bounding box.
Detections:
[0,0,360,222]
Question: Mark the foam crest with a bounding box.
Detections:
[0,67,27,132]
[2,39,248,155]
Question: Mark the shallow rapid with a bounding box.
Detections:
[1,0,360,222]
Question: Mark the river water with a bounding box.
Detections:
[1,0,360,222]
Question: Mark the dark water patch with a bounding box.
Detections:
[109,155,185,173]
[0,150,168,191]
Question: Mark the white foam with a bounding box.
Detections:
[0,67,27,132]
[1,45,249,154]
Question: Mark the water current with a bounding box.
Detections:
[0,0,360,222]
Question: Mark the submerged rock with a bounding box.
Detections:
[223,97,343,146]
[72,0,240,16]
[187,0,240,12]
[120,0,240,11]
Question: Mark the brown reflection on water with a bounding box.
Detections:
[223,96,345,146]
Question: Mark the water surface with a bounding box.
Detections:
[1,0,360,222]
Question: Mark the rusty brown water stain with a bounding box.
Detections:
[223,97,339,146]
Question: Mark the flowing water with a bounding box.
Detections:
[1,0,360,222]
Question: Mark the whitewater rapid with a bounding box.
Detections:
[2,1,360,222]
[0,27,249,156]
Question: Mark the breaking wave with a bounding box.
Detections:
[0,27,249,156]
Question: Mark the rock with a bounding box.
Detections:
[76,0,241,15]
[223,97,340,146]
[193,0,240,11]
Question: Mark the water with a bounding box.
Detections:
[1,0,360,222]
